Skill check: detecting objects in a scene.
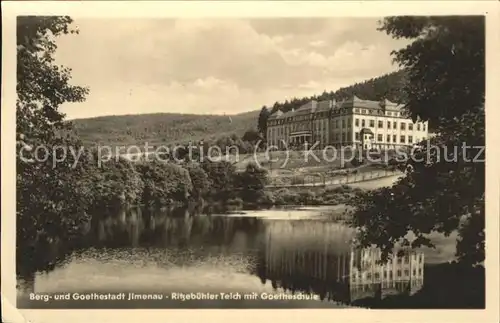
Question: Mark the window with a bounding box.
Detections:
[389,271,393,279]
[342,120,346,128]
[397,270,402,277]
[409,123,413,131]
[393,135,397,143]
[408,136,413,144]
[355,118,359,127]
[404,256,409,264]
[387,135,391,143]
[355,132,360,140]
[383,271,387,279]
[362,109,367,114]
[367,273,372,279]
[418,268,422,275]
[404,270,409,277]
[375,272,380,279]
[401,123,406,130]
[368,109,373,114]
[413,269,416,276]
[347,118,351,128]
[397,257,402,264]
[361,119,366,127]
[400,136,406,143]
[378,120,383,128]
[417,123,421,131]
[393,121,398,129]
[387,121,391,129]
[335,120,339,128]
[342,133,346,141]
[369,120,375,127]
[377,134,383,142]
[423,124,426,131]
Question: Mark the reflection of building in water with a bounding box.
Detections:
[256,222,424,304]
[349,247,424,301]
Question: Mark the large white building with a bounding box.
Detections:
[266,96,429,150]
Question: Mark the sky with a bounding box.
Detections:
[55,18,409,120]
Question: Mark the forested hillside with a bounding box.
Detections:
[72,110,259,147]
[73,70,413,147]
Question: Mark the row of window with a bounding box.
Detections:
[270,118,427,132]
[268,133,421,145]
[352,280,423,292]
[355,119,426,131]
[353,108,401,117]
[332,119,351,129]
[353,267,423,281]
[354,133,415,144]
[267,107,401,127]
[360,251,423,264]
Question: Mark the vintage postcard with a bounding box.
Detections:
[1,1,499,323]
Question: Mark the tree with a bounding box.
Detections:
[348,16,485,267]
[16,16,91,274]
[137,161,193,205]
[234,162,269,204]
[236,162,269,191]
[87,157,144,209]
[200,160,236,199]
[185,162,211,199]
[242,129,262,143]
[257,106,270,136]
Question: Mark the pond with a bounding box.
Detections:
[16,205,457,309]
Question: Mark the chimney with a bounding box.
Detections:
[329,98,336,108]
[311,100,317,113]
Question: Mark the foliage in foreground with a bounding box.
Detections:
[347,16,485,267]
[15,17,271,275]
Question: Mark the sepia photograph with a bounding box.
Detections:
[2,1,499,322]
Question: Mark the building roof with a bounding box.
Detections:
[267,95,405,121]
[337,95,404,111]
[267,109,283,120]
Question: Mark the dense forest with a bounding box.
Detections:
[72,70,415,148]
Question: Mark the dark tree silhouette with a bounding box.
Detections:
[347,16,485,267]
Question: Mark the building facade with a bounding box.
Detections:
[266,96,429,150]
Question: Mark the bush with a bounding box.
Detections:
[350,158,364,167]
[226,197,243,206]
[137,161,193,205]
[291,176,305,185]
[185,162,211,198]
[298,190,316,205]
[341,184,352,191]
[273,188,300,205]
[255,191,275,206]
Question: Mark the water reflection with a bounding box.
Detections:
[255,221,424,303]
[18,205,426,307]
